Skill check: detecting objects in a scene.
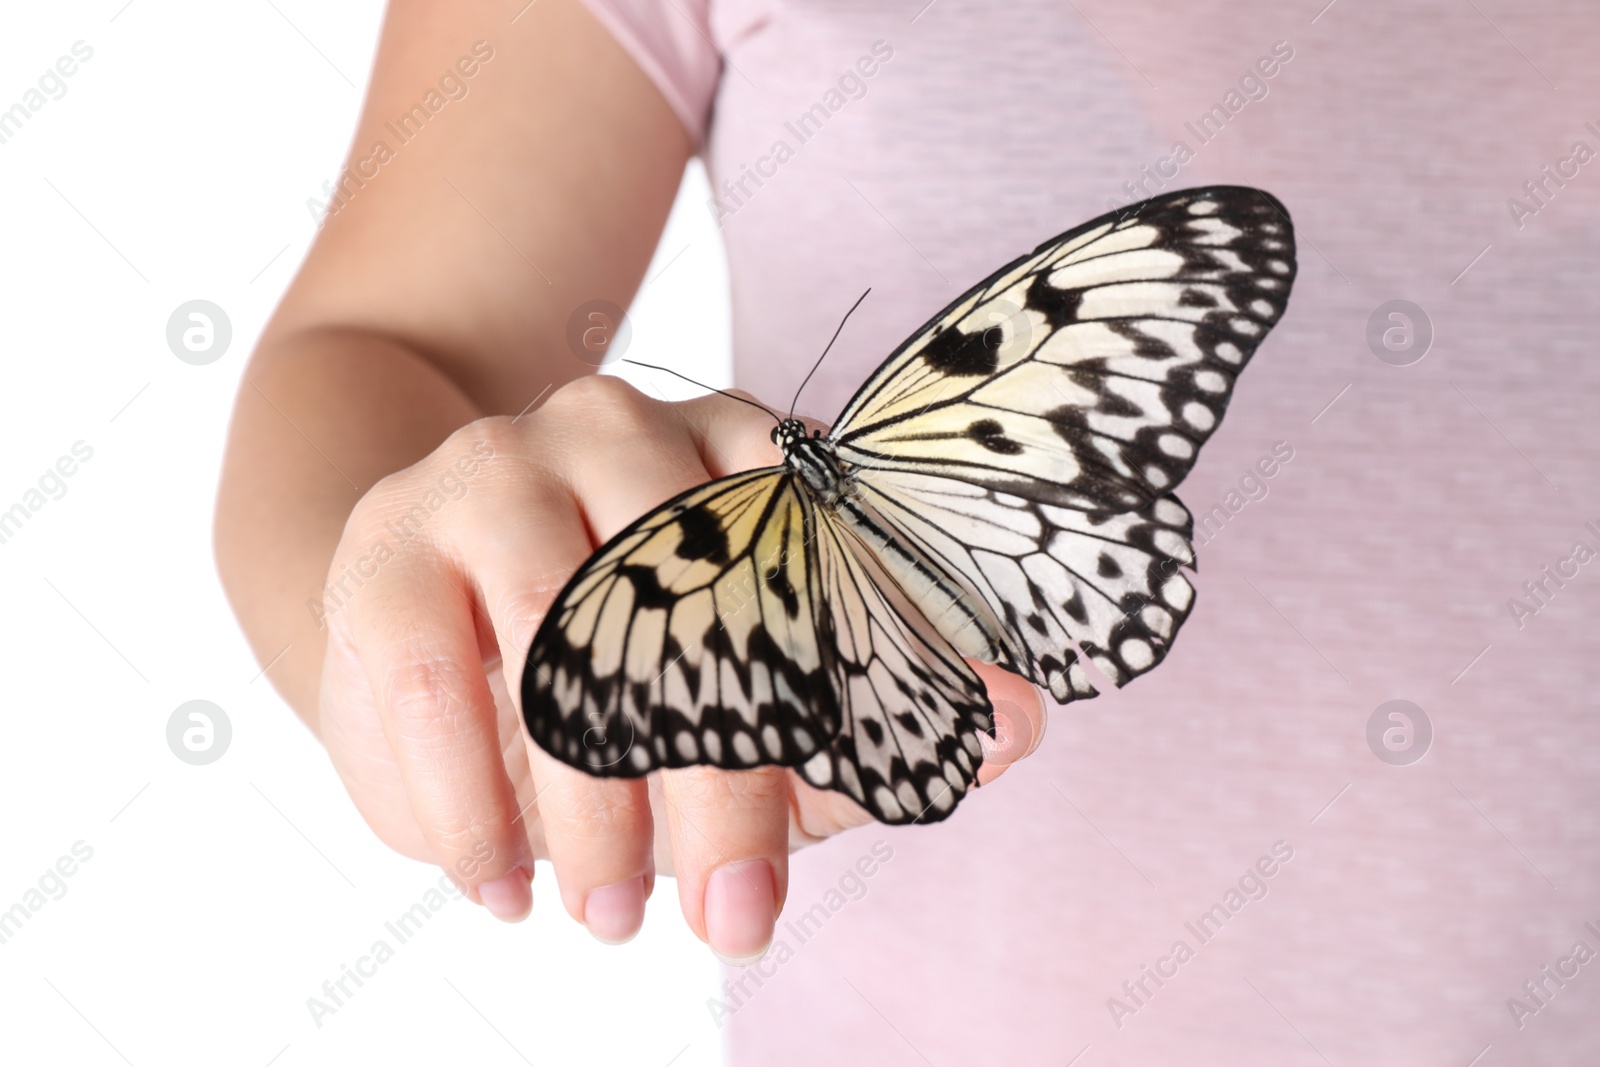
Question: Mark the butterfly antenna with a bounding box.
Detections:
[619,360,780,424]
[789,288,870,419]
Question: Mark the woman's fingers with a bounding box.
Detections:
[426,417,663,941]
[658,766,790,962]
[340,546,537,919]
[526,749,656,943]
[455,497,661,942]
[971,663,1048,785]
[504,377,788,946]
[675,389,791,477]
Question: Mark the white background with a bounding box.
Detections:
[0,2,732,1064]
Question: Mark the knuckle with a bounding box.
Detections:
[429,823,501,867]
[791,775,872,842]
[352,489,441,556]
[494,585,568,658]
[344,471,406,535]
[542,373,648,429]
[670,766,789,814]
[723,768,792,810]
[346,416,517,553]
[381,650,482,739]
[442,415,518,468]
[551,783,651,843]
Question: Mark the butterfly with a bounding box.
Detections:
[521,186,1297,824]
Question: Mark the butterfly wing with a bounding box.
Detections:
[523,468,843,776]
[832,186,1296,700]
[849,475,1199,702]
[522,466,992,822]
[797,498,991,823]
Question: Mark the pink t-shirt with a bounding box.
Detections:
[584,1,1600,1062]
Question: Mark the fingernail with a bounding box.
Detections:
[584,876,648,945]
[980,699,1029,768]
[478,867,532,923]
[704,860,776,964]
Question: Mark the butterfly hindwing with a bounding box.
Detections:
[798,504,992,823]
[853,473,1198,701]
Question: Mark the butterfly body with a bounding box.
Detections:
[524,187,1298,824]
[774,419,849,504]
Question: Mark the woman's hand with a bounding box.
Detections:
[211,0,1044,963]
[314,374,1048,959]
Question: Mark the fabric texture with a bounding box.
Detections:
[583,0,721,144]
[580,0,1600,1062]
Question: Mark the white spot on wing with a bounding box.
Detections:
[1141,605,1173,638]
[874,785,903,821]
[1182,402,1215,431]
[1121,638,1154,671]
[1159,434,1195,459]
[1154,499,1187,525]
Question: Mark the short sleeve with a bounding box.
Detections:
[582,0,721,146]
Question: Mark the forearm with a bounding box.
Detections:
[214,0,688,733]
[214,327,486,730]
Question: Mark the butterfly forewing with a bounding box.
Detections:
[523,469,843,776]
[834,187,1296,511]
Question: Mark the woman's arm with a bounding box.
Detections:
[216,0,686,726]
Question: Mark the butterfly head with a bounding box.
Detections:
[771,417,812,455]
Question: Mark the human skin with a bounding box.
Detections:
[214,0,1045,960]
